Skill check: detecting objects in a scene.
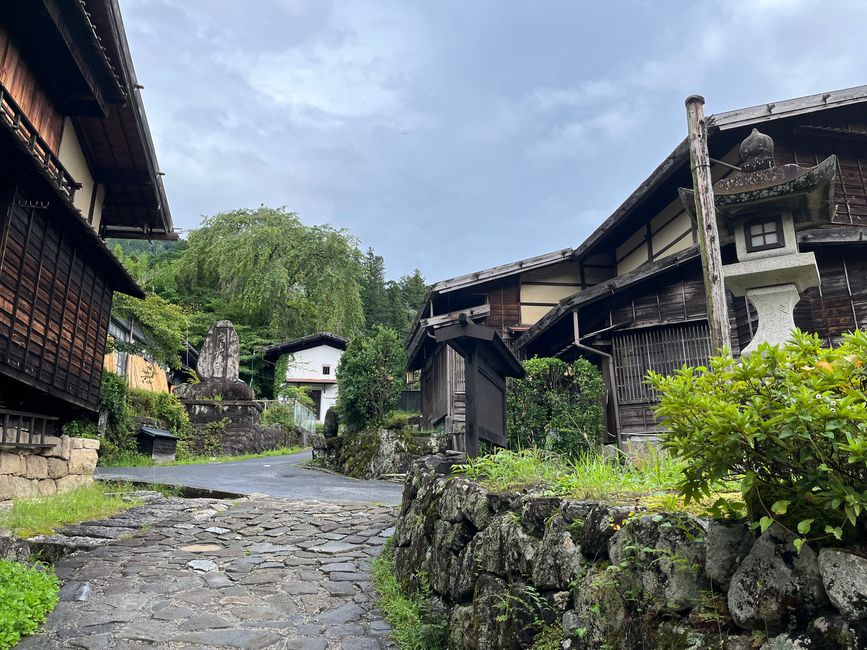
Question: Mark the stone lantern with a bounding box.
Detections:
[681,129,837,355]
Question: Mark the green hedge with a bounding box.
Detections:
[506,357,606,457]
[0,560,59,649]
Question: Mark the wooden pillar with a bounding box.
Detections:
[685,96,731,354]
[462,345,480,458]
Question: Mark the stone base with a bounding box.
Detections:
[742,283,802,356]
[0,436,99,503]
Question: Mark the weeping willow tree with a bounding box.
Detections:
[176,207,364,340]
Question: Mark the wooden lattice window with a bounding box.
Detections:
[612,321,712,405]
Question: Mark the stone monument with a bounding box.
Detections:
[176,320,254,400]
[680,129,836,355]
[173,321,301,456]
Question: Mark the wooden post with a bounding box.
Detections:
[685,95,731,354]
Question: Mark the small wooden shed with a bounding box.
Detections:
[136,426,178,463]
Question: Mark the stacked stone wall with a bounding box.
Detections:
[394,456,867,649]
[182,399,301,456]
[0,436,99,503]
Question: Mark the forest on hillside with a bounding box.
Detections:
[110,206,427,397]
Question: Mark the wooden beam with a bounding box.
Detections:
[685,96,730,354]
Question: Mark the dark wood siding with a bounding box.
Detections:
[0,25,64,154]
[0,186,112,411]
[484,276,521,336]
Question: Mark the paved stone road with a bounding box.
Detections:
[96,451,403,505]
[19,494,398,649]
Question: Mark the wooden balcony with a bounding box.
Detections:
[0,82,81,203]
[0,408,58,450]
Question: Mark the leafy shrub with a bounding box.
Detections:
[261,402,296,430]
[650,329,867,548]
[127,388,191,438]
[337,326,406,432]
[61,418,99,439]
[0,560,59,648]
[383,410,418,432]
[98,371,134,459]
[506,357,606,457]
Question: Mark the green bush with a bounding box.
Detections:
[650,329,867,548]
[127,388,191,438]
[98,371,134,459]
[506,357,606,457]
[0,560,59,649]
[261,402,296,430]
[337,326,406,432]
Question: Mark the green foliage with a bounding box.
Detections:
[176,206,364,342]
[98,371,134,459]
[337,325,406,432]
[272,355,316,410]
[360,248,427,337]
[507,357,607,457]
[383,410,419,432]
[260,402,296,430]
[454,448,685,502]
[372,542,447,649]
[61,418,99,439]
[0,481,141,538]
[111,293,190,369]
[650,329,867,546]
[0,560,59,649]
[127,388,191,438]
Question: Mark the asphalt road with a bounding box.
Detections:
[96,449,404,505]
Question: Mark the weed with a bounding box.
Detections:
[0,482,141,538]
[0,559,59,648]
[371,541,447,649]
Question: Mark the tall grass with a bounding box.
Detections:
[0,481,140,538]
[453,448,685,502]
[372,542,447,649]
[101,446,308,468]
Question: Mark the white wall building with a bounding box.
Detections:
[263,333,347,423]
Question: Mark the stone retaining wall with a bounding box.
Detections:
[312,429,448,479]
[394,456,867,649]
[0,436,100,503]
[182,399,301,456]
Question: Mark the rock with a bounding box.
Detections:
[0,533,31,562]
[818,549,867,621]
[68,449,98,475]
[580,504,640,560]
[808,614,867,649]
[760,632,815,649]
[520,496,562,537]
[565,565,628,649]
[705,520,754,591]
[532,516,582,591]
[36,479,57,497]
[438,478,492,530]
[472,514,538,579]
[71,438,100,451]
[37,436,60,456]
[187,559,218,572]
[448,605,474,650]
[56,474,91,493]
[47,458,68,479]
[472,573,519,650]
[429,520,473,597]
[728,523,828,632]
[0,474,33,500]
[560,500,596,525]
[323,407,339,438]
[608,513,708,614]
[25,454,49,479]
[0,451,23,475]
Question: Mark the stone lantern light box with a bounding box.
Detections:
[681,128,837,355]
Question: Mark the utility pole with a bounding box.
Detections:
[685,95,731,354]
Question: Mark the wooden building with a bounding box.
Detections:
[409,86,867,446]
[0,1,173,441]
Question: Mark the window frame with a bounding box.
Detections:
[322,364,331,376]
[744,215,785,253]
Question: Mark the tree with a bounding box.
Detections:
[360,248,389,329]
[336,326,406,432]
[176,207,364,340]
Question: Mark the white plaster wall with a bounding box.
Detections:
[284,345,343,382]
[58,118,99,223]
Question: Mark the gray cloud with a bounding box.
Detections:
[122,0,867,279]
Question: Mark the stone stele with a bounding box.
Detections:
[197,320,240,382]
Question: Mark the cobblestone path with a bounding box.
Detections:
[20,495,398,650]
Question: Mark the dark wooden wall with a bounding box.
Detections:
[484,276,521,337]
[0,24,64,154]
[0,185,112,413]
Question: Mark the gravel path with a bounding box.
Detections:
[96,450,404,506]
[19,494,398,649]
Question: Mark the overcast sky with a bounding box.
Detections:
[122,0,866,281]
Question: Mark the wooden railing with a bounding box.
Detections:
[0,83,80,202]
[0,408,58,449]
